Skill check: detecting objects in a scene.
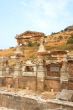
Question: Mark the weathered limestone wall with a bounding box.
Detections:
[44,79,61,91]
[0,60,73,92]
[0,91,73,110]
[17,76,36,90]
[68,80,73,90]
[0,77,6,87]
[68,62,73,77]
[0,93,48,110]
[1,76,73,92]
[4,76,37,90]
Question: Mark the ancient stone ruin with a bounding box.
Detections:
[0,31,73,109]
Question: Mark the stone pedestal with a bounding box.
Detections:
[0,77,4,87]
[14,77,19,88]
[61,81,68,89]
[36,79,45,91]
[5,77,14,88]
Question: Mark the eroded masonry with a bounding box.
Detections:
[0,31,73,110]
[0,31,73,91]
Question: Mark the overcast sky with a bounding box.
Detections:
[0,0,73,49]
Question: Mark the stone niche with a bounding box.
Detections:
[22,60,36,77]
[46,63,61,77]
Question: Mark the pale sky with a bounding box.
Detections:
[0,0,73,49]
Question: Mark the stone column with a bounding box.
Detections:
[14,63,21,77]
[60,55,69,89]
[36,59,46,91]
[36,39,48,91]
[21,64,26,76]
[13,62,22,88]
[0,64,6,86]
[5,66,10,76]
[0,65,6,76]
[0,65,3,76]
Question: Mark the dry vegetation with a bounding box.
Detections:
[0,26,73,58]
[0,48,15,57]
[46,31,73,47]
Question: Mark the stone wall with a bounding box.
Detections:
[4,76,36,91]
[68,80,73,90]
[0,61,73,92]
[68,62,73,77]
[44,79,61,91]
[17,76,36,90]
[0,91,73,110]
[1,76,73,92]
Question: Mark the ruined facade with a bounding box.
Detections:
[0,31,73,92]
[15,31,45,46]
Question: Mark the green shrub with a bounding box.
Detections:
[28,42,33,47]
[67,36,73,44]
